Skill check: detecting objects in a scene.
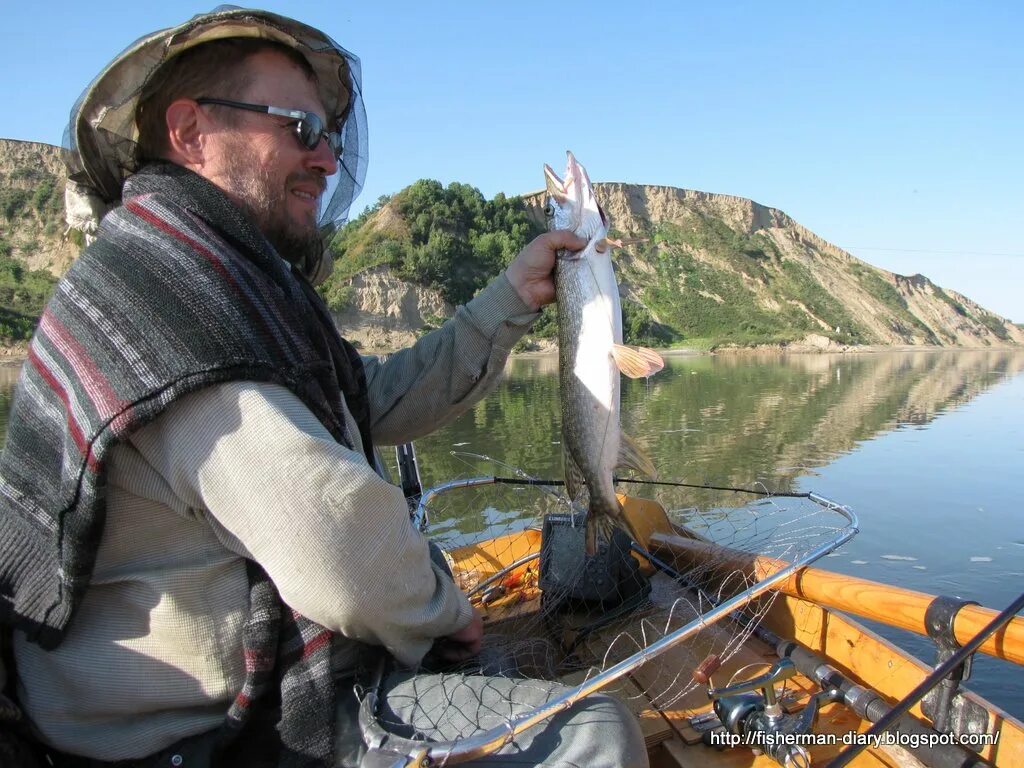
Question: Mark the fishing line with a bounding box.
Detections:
[490,475,812,498]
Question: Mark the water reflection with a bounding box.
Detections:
[0,362,22,442]
[410,349,1024,503]
[1,350,1018,499]
[411,349,1024,716]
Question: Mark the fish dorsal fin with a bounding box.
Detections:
[617,431,657,479]
[611,344,665,379]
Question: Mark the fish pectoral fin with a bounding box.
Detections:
[617,431,658,479]
[611,344,666,379]
[606,237,647,249]
[596,237,646,254]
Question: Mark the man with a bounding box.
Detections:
[0,7,648,768]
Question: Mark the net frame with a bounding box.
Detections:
[362,472,859,764]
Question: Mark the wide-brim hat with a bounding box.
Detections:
[64,4,367,233]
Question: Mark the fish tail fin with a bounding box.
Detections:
[585,502,615,557]
[617,431,658,479]
[585,496,642,557]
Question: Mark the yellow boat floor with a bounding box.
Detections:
[481,572,920,768]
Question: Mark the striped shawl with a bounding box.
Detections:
[0,163,373,764]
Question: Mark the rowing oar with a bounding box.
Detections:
[649,532,1024,666]
[826,588,1024,768]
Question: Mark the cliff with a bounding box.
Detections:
[2,138,1019,352]
[520,184,1021,349]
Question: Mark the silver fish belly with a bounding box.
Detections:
[545,152,663,555]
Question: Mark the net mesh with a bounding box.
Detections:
[366,453,855,761]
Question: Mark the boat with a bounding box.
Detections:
[363,453,1024,767]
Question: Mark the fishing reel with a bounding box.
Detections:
[695,655,824,767]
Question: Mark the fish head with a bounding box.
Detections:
[543,151,608,244]
[543,163,578,234]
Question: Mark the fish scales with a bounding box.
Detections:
[544,152,663,555]
[557,253,623,550]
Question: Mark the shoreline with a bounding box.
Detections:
[3,342,1023,367]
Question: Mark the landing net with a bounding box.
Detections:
[361,456,857,764]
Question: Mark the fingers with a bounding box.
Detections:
[505,231,588,309]
[449,610,483,649]
[437,641,477,663]
[434,610,483,662]
[544,230,587,254]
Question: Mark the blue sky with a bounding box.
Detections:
[2,1,1021,321]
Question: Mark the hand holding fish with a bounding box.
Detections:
[505,230,588,310]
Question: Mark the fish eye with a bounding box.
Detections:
[543,203,555,217]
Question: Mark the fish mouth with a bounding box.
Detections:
[545,151,607,231]
[564,150,581,187]
[546,151,587,198]
[563,150,607,228]
[544,163,567,202]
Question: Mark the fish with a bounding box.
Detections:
[544,151,664,555]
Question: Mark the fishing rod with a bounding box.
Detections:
[641,545,1002,768]
[490,474,812,498]
[827,588,1024,768]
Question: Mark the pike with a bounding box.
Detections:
[544,151,664,555]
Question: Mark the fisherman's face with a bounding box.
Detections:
[202,50,337,265]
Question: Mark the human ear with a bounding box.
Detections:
[164,99,206,166]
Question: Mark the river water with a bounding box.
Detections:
[2,349,1022,718]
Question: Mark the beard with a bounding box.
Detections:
[218,140,325,273]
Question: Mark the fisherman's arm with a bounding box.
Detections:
[365,230,585,445]
[127,380,473,666]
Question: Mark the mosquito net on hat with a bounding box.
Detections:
[62,5,367,237]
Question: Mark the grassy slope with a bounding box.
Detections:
[326,186,885,350]
[0,162,63,343]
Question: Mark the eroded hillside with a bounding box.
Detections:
[0,140,69,344]
[1,138,1019,352]
[0,140,76,275]
[521,184,1022,349]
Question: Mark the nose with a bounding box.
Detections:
[305,133,338,177]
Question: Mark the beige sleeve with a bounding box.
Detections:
[363,271,539,445]
[127,380,474,666]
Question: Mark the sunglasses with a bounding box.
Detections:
[195,97,344,158]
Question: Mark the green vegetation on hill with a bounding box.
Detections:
[0,159,67,342]
[0,139,1015,352]
[977,311,1009,341]
[849,263,939,344]
[632,221,866,347]
[320,179,1022,350]
[324,182,895,350]
[0,255,58,342]
[325,180,543,308]
[932,286,968,317]
[1,167,64,236]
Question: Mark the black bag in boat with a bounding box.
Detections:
[539,513,651,609]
